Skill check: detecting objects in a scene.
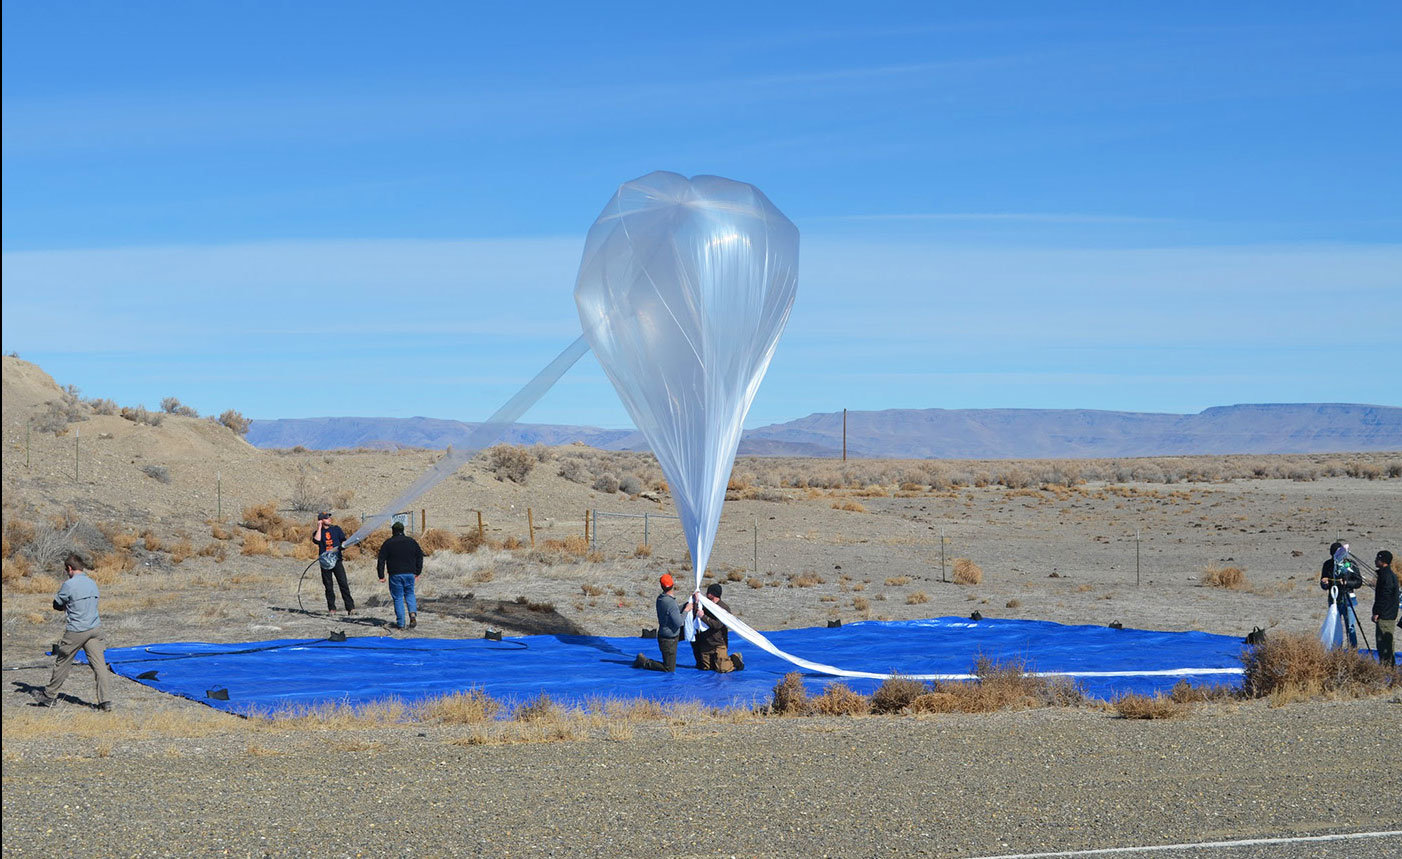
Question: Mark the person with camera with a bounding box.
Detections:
[376,521,424,630]
[1372,549,1398,667]
[312,512,355,615]
[1321,541,1364,648]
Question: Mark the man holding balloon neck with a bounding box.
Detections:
[692,583,744,673]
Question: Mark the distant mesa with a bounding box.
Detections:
[247,404,1402,459]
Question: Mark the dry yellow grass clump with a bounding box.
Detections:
[831,500,866,513]
[1241,633,1399,704]
[952,558,983,585]
[1201,565,1248,589]
[1113,693,1191,719]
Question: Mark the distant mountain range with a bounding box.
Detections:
[247,403,1402,459]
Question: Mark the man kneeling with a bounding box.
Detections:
[692,583,744,673]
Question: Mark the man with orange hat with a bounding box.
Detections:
[634,573,686,672]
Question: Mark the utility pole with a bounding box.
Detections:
[842,408,847,462]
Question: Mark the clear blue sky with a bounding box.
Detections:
[3,2,1399,428]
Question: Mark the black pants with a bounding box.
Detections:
[638,636,678,672]
[322,561,354,611]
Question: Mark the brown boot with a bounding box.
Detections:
[408,612,417,628]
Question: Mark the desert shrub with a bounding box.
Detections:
[34,387,87,434]
[884,575,910,586]
[1114,693,1190,719]
[216,409,251,435]
[120,405,163,426]
[618,475,643,495]
[1167,680,1235,704]
[512,693,558,722]
[198,542,227,561]
[593,473,620,494]
[86,397,118,415]
[557,459,589,484]
[331,489,355,509]
[289,466,328,514]
[90,551,135,584]
[952,558,983,586]
[789,571,823,588]
[241,533,273,556]
[2,555,34,583]
[455,531,486,554]
[1005,599,1022,608]
[747,577,763,589]
[160,396,199,417]
[420,529,456,555]
[210,522,233,541]
[1201,565,1247,590]
[20,521,111,569]
[7,570,60,594]
[142,530,162,552]
[141,464,171,484]
[870,675,929,714]
[852,596,870,612]
[831,501,866,513]
[487,445,535,484]
[423,689,500,724]
[1241,633,1399,701]
[770,672,809,715]
[810,682,869,716]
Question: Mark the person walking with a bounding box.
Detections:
[692,583,744,673]
[31,553,113,710]
[634,573,685,672]
[1321,541,1363,648]
[1371,549,1398,667]
[376,521,424,630]
[313,512,355,615]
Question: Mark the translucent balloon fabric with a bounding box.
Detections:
[575,172,799,590]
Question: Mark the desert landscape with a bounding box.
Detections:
[3,354,1399,856]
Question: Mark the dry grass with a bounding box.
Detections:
[884,575,910,586]
[241,532,274,556]
[1241,633,1400,704]
[831,501,867,513]
[1201,565,1248,589]
[421,688,500,724]
[169,538,194,564]
[788,571,824,588]
[1113,693,1191,719]
[870,675,930,714]
[809,682,869,716]
[3,706,237,741]
[419,528,456,554]
[770,672,809,715]
[952,558,983,586]
[905,591,928,605]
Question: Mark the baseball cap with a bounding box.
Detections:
[659,573,674,589]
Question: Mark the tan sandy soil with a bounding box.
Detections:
[3,355,1399,856]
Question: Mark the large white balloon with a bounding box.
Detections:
[575,172,799,589]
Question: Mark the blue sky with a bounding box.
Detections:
[3,2,1399,428]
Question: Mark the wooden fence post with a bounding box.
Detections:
[528,507,535,547]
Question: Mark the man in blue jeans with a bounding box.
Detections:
[376,521,424,630]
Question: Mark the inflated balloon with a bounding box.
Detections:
[575,172,799,593]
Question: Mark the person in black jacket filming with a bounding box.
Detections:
[377,521,424,631]
[1321,541,1364,648]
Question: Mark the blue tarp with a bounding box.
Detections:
[104,618,1246,716]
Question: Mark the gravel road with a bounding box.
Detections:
[4,693,1398,857]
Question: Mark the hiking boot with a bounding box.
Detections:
[731,652,745,671]
[30,689,55,707]
[408,612,417,629]
[632,653,647,669]
[99,701,115,712]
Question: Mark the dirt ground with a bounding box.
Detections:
[3,355,1400,856]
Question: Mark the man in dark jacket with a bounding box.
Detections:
[1321,541,1364,648]
[1371,549,1399,666]
[634,573,684,672]
[313,512,355,615]
[376,521,424,630]
[692,583,744,673]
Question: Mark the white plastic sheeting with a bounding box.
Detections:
[575,171,799,595]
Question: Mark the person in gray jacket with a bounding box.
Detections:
[634,573,688,672]
[32,553,112,710]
